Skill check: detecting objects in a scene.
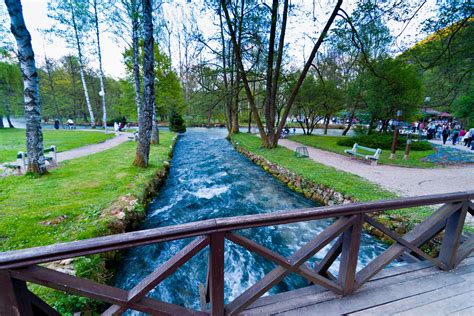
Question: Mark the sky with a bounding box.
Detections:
[3,0,439,80]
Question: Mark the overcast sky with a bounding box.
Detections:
[8,0,438,79]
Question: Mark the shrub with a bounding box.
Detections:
[337,134,432,151]
[169,110,186,133]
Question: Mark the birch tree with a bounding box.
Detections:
[48,0,96,128]
[5,0,47,175]
[91,0,107,131]
[133,0,154,167]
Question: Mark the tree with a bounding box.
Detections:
[91,0,107,131]
[0,61,22,128]
[221,0,343,148]
[365,57,423,132]
[5,0,47,175]
[133,0,154,168]
[169,109,186,133]
[48,0,96,128]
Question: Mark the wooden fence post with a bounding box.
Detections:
[0,270,33,316]
[438,201,468,270]
[338,215,363,295]
[209,233,225,315]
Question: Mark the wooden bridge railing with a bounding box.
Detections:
[0,191,473,315]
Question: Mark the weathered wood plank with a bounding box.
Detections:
[439,201,468,269]
[349,274,474,315]
[226,217,353,315]
[355,202,461,287]
[1,192,472,270]
[338,215,363,295]
[364,215,447,270]
[209,233,225,315]
[313,235,343,276]
[279,267,468,316]
[104,236,208,315]
[225,233,339,292]
[10,266,205,315]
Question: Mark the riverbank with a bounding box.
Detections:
[0,132,177,313]
[230,133,469,248]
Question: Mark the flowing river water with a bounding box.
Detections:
[114,128,390,312]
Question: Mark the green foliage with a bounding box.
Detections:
[336,134,433,151]
[364,57,424,123]
[123,41,185,119]
[0,61,23,117]
[169,109,186,133]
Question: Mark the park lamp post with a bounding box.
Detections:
[390,110,402,159]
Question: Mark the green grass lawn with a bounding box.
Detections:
[232,133,445,224]
[0,132,174,251]
[0,128,114,163]
[289,134,437,168]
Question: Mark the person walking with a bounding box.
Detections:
[442,126,450,145]
[452,125,460,145]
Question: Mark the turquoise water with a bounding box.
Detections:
[113,128,389,311]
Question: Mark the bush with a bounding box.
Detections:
[337,134,432,151]
[169,110,186,133]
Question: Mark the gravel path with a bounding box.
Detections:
[279,138,474,197]
[56,132,131,162]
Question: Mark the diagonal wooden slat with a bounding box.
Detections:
[314,235,343,276]
[225,232,340,292]
[355,202,462,288]
[225,216,354,315]
[10,265,205,316]
[364,215,448,270]
[456,235,474,265]
[103,236,209,315]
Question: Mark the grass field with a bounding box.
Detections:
[0,132,174,252]
[232,133,441,223]
[289,134,437,168]
[0,128,114,163]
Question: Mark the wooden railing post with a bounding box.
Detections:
[0,270,32,316]
[209,233,225,315]
[438,201,468,270]
[338,215,363,295]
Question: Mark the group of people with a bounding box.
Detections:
[438,124,474,149]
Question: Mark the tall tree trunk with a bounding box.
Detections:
[131,0,141,122]
[0,115,4,128]
[6,114,14,128]
[324,115,330,135]
[151,103,159,144]
[5,0,47,175]
[342,109,355,136]
[92,0,107,132]
[133,0,154,167]
[70,0,95,128]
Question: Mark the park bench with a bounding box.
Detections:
[16,145,57,173]
[344,143,381,166]
[295,146,309,158]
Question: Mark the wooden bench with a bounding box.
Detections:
[344,143,381,166]
[295,146,309,158]
[17,146,57,173]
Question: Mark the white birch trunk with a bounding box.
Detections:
[5,0,47,175]
[131,0,141,122]
[70,0,95,128]
[93,0,107,132]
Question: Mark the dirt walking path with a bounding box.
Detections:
[56,132,131,162]
[278,138,474,197]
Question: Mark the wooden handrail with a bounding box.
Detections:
[1,191,473,270]
[1,192,473,315]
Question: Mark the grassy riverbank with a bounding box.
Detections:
[0,131,175,313]
[289,134,436,168]
[0,128,114,163]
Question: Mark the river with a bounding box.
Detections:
[113,128,389,312]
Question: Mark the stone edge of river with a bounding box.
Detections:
[228,138,445,254]
[41,135,179,313]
